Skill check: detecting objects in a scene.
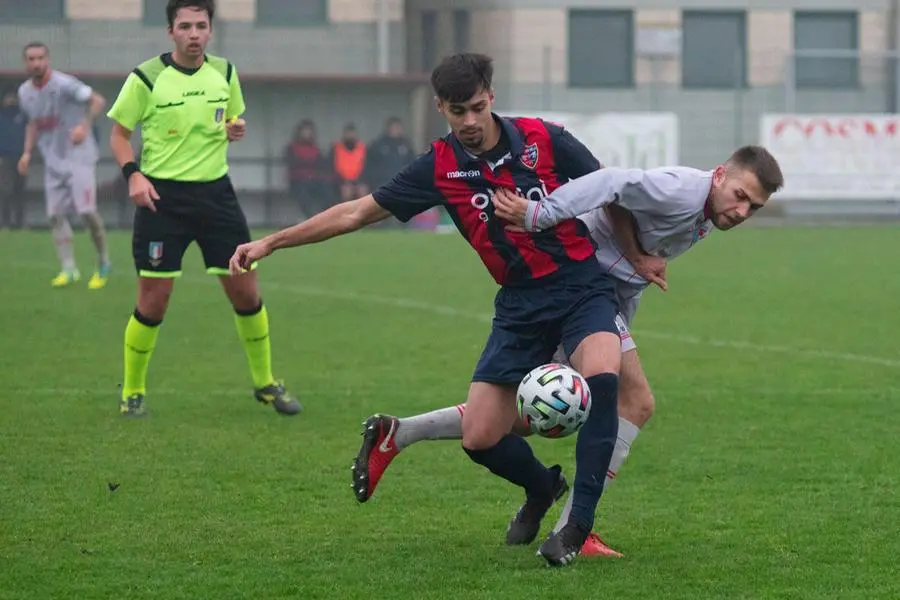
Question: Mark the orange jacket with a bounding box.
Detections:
[333,141,366,181]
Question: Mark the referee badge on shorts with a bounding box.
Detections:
[214,108,224,122]
[149,241,164,267]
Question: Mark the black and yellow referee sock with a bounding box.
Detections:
[122,309,161,400]
[234,302,275,389]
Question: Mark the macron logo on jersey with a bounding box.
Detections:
[447,169,481,179]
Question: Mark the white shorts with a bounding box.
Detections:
[552,287,641,363]
[44,165,97,218]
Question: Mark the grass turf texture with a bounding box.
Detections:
[0,226,897,599]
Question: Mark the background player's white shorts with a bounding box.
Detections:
[552,288,641,364]
[44,165,97,218]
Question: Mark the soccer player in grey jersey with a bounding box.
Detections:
[17,42,111,289]
[351,145,784,562]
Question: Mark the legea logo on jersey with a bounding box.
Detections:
[470,181,549,223]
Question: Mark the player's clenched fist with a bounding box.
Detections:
[128,172,160,212]
[229,240,272,275]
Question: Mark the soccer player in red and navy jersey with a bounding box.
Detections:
[229,53,622,566]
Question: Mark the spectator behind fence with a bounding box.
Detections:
[0,89,27,229]
[364,116,414,190]
[330,122,368,203]
[285,120,328,216]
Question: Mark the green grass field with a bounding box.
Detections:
[0,226,897,599]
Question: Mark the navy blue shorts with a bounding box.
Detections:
[472,259,620,384]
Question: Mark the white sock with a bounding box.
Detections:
[51,216,76,271]
[394,405,464,450]
[553,417,641,533]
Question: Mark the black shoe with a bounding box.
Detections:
[119,393,146,417]
[506,465,568,545]
[537,521,591,567]
[254,381,302,415]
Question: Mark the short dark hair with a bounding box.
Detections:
[726,145,784,196]
[166,0,215,28]
[430,53,493,103]
[22,41,48,57]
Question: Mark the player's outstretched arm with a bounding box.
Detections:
[267,195,391,248]
[522,167,646,231]
[606,203,667,291]
[228,195,391,274]
[231,146,443,273]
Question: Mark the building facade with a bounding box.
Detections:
[0,0,894,170]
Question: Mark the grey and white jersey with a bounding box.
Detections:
[18,71,98,171]
[526,166,716,290]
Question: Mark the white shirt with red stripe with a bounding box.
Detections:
[527,166,717,296]
[18,71,98,173]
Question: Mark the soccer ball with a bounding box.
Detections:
[516,363,592,438]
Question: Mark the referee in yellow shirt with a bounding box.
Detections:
[107,0,300,417]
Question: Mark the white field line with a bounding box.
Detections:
[10,261,900,370]
[255,279,900,370]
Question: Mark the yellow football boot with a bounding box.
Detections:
[51,269,81,288]
[88,263,111,290]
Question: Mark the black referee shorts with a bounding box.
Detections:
[132,175,253,278]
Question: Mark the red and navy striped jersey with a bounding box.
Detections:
[372,115,601,286]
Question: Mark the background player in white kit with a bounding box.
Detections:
[17,42,111,289]
[350,145,784,561]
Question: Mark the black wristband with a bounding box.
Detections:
[122,161,140,181]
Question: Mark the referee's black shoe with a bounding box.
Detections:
[255,381,302,415]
